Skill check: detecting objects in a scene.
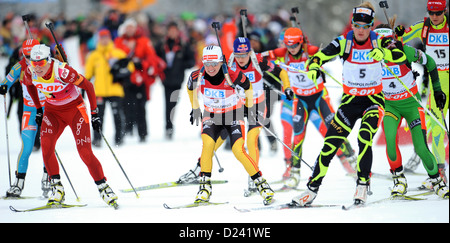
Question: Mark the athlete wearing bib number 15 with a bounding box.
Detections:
[292,2,407,207]
[395,0,449,186]
[23,44,118,208]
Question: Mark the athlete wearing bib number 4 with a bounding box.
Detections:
[375,26,448,199]
[396,0,449,185]
[292,2,407,207]
[23,44,118,208]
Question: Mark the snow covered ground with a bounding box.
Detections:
[0,60,448,226]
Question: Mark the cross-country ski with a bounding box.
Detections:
[0,0,448,225]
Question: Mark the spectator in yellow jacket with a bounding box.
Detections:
[85,29,134,146]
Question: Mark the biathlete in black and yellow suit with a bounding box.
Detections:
[228,37,292,194]
[187,45,275,205]
[292,2,407,207]
[265,27,358,189]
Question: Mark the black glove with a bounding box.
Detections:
[35,107,43,126]
[380,37,395,49]
[91,108,102,132]
[434,90,446,110]
[284,88,294,100]
[190,108,202,126]
[0,84,7,95]
[394,25,405,37]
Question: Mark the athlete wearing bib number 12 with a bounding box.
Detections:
[292,2,407,207]
[0,39,49,197]
[23,44,118,208]
[396,0,449,186]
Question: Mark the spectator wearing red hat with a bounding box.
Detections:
[114,18,163,142]
[395,0,449,182]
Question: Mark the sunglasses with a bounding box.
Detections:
[203,62,220,67]
[428,10,444,16]
[30,58,49,68]
[352,21,373,29]
[234,53,249,58]
[286,43,301,49]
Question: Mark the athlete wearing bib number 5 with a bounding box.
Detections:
[265,27,358,189]
[292,2,407,207]
[375,25,448,199]
[23,44,118,208]
[395,0,449,182]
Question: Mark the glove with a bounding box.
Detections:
[368,48,385,61]
[35,107,43,126]
[190,108,202,126]
[91,108,102,132]
[434,90,446,110]
[380,37,395,49]
[0,84,7,95]
[284,88,294,100]
[307,56,321,85]
[394,25,405,37]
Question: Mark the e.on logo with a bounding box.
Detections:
[349,87,376,96]
[35,83,64,93]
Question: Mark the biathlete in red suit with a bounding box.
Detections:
[23,44,118,208]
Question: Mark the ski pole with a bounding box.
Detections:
[213,151,224,173]
[55,150,80,201]
[211,22,235,89]
[383,63,449,137]
[99,129,139,198]
[378,1,394,30]
[3,95,12,186]
[254,119,313,170]
[45,21,68,63]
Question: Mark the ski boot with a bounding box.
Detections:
[353,179,371,205]
[291,185,318,207]
[244,176,257,197]
[283,167,300,189]
[6,175,25,197]
[41,171,51,197]
[254,176,274,205]
[390,170,407,197]
[177,162,201,184]
[420,166,448,191]
[98,182,119,209]
[195,175,212,203]
[47,178,65,205]
[429,176,449,199]
[404,152,421,173]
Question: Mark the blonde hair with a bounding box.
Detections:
[358,1,375,12]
